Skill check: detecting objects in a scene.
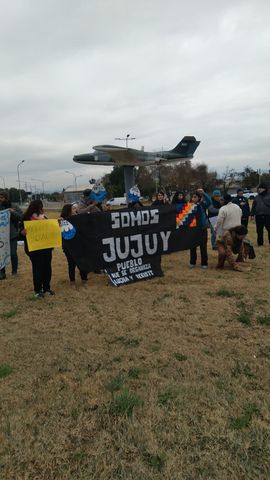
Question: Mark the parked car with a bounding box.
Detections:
[106,197,127,206]
[231,191,258,200]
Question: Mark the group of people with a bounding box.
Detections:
[1,182,270,297]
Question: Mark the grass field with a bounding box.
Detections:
[0,213,270,480]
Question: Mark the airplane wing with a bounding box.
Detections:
[93,145,141,165]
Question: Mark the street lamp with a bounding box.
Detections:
[17,160,25,205]
[0,175,5,189]
[65,171,83,191]
[115,133,136,148]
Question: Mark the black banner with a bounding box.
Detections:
[62,205,203,283]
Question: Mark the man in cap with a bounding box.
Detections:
[232,188,250,228]
[250,182,270,246]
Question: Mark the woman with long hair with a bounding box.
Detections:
[60,203,88,286]
[22,200,54,298]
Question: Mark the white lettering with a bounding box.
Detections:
[102,238,116,262]
[116,236,129,259]
[145,233,158,255]
[130,234,144,258]
[111,212,120,229]
[160,231,171,251]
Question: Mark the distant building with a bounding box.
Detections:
[63,184,92,203]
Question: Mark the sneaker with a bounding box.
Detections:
[12,271,18,276]
[44,289,55,296]
[201,265,208,269]
[189,264,196,269]
[34,291,44,299]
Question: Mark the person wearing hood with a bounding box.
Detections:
[171,191,186,208]
[208,189,222,250]
[250,182,270,246]
[232,188,250,228]
[214,194,242,237]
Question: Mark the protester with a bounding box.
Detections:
[77,189,100,214]
[0,190,22,280]
[60,204,88,286]
[128,201,143,209]
[250,182,270,246]
[232,188,250,228]
[171,191,186,206]
[216,225,250,271]
[214,194,242,236]
[22,200,54,298]
[208,189,222,250]
[189,189,211,269]
[152,191,169,206]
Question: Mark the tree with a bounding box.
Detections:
[221,167,237,193]
[240,167,259,189]
[102,166,125,197]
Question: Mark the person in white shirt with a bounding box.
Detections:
[214,194,242,236]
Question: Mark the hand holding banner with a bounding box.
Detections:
[24,219,62,252]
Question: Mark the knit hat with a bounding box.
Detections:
[258,182,268,190]
[212,189,221,196]
[237,188,244,193]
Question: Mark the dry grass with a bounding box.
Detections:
[0,213,270,480]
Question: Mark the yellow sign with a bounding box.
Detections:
[24,220,62,252]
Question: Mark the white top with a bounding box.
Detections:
[215,202,242,235]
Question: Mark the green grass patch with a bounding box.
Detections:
[254,298,268,306]
[108,389,142,417]
[173,352,188,362]
[150,340,161,352]
[104,373,125,394]
[237,302,252,325]
[143,452,166,472]
[0,365,13,379]
[229,403,261,430]
[257,315,270,326]
[1,309,18,319]
[216,288,238,298]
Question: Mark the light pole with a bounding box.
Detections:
[17,160,25,205]
[0,175,5,189]
[31,178,48,199]
[115,134,136,148]
[65,171,83,192]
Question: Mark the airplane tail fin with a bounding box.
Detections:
[170,136,200,157]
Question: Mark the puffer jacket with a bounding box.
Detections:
[250,190,270,216]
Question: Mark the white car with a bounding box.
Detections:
[106,197,127,206]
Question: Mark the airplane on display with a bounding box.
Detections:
[73,136,200,167]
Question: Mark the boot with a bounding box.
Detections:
[216,254,225,269]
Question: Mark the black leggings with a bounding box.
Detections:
[63,248,88,282]
[28,249,52,293]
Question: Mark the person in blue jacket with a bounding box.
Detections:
[189,188,211,269]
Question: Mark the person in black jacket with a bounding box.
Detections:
[232,188,250,228]
[250,182,270,246]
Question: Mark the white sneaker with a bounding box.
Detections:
[189,264,196,269]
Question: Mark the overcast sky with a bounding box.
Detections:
[1,0,270,192]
